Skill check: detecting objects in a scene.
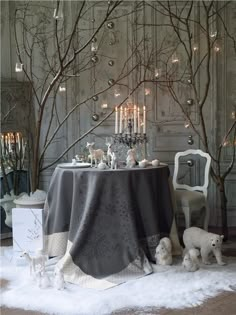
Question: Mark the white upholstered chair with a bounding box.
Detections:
[173,149,211,231]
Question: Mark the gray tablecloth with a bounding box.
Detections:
[44,165,175,289]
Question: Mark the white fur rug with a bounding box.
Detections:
[1,247,236,315]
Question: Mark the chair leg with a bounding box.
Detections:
[203,202,210,231]
[183,207,191,229]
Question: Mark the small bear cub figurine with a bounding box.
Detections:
[183,227,226,266]
[155,237,172,266]
[182,248,200,272]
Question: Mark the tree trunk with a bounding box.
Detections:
[218,179,228,241]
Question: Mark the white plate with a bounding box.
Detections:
[57,162,91,169]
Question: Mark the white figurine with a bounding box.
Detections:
[182,250,200,272]
[21,249,48,275]
[86,142,104,167]
[159,237,172,253]
[40,270,51,289]
[183,227,226,266]
[139,159,149,168]
[126,148,136,168]
[72,158,77,165]
[106,143,113,166]
[54,269,65,290]
[110,152,118,169]
[155,239,172,266]
[151,159,160,167]
[98,162,108,170]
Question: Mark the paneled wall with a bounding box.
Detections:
[1,1,236,226]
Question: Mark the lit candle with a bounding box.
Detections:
[8,133,11,151]
[137,107,140,133]
[115,107,118,134]
[124,108,127,132]
[134,105,137,133]
[143,106,146,134]
[1,135,4,154]
[119,106,123,133]
[17,132,21,151]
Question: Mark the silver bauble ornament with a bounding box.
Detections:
[92,113,99,121]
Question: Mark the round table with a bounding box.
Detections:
[45,165,174,289]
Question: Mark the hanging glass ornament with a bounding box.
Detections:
[91,55,98,63]
[108,60,114,66]
[209,25,217,38]
[59,83,66,92]
[108,79,115,86]
[145,88,151,96]
[15,62,23,72]
[214,44,220,52]
[92,95,99,101]
[53,4,63,20]
[188,135,194,145]
[114,88,121,98]
[184,121,190,128]
[155,68,162,78]
[91,42,98,52]
[187,99,194,105]
[171,52,179,63]
[92,113,99,121]
[107,21,114,29]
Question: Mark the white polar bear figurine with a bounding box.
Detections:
[182,248,200,272]
[155,237,172,266]
[182,253,199,272]
[183,227,226,266]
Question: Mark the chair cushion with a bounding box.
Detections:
[175,189,205,208]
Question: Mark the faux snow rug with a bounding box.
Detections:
[1,247,236,315]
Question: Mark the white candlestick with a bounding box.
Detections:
[8,134,11,151]
[1,135,4,154]
[17,132,21,151]
[115,107,118,134]
[119,106,123,133]
[124,108,127,133]
[134,105,137,133]
[137,107,140,133]
[143,106,146,134]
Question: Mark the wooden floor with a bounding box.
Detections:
[1,231,236,315]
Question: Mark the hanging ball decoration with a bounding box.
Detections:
[107,21,114,29]
[108,60,114,66]
[92,95,99,101]
[92,113,99,121]
[187,78,192,84]
[91,19,95,23]
[187,159,194,167]
[91,55,98,63]
[108,79,115,86]
[108,0,113,4]
[92,37,97,43]
[187,99,194,105]
[188,135,194,145]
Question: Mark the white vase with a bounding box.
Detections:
[13,190,47,209]
[13,199,45,209]
[0,195,16,228]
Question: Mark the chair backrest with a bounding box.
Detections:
[173,149,211,197]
